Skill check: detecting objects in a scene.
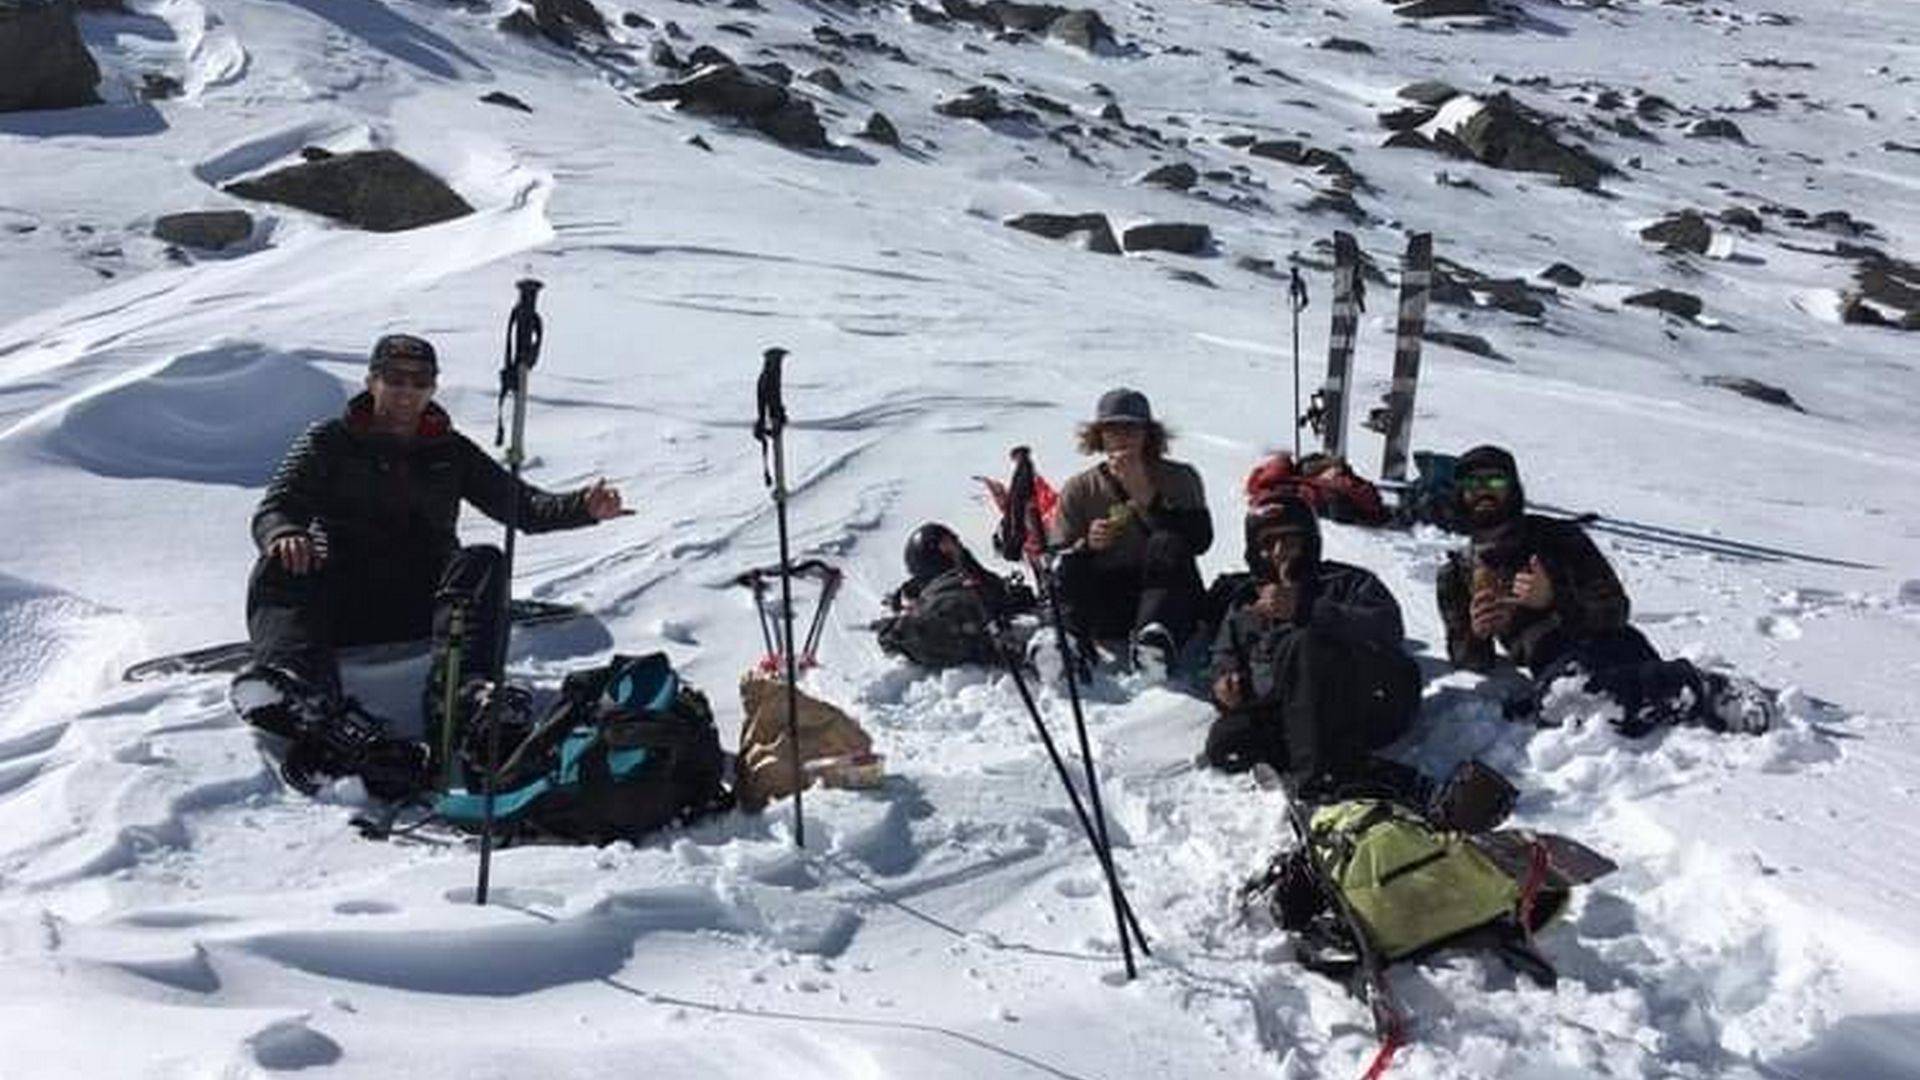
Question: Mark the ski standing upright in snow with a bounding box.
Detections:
[1302,232,1364,459]
[1376,233,1433,484]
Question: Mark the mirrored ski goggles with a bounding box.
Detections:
[1459,473,1514,493]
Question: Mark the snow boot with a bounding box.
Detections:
[1130,622,1175,684]
[1700,670,1778,735]
[230,665,428,797]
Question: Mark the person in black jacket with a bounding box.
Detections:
[1436,444,1774,734]
[237,334,624,761]
[1204,495,1421,790]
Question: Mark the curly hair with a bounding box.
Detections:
[1076,420,1170,459]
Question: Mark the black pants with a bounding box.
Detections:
[1056,533,1205,646]
[245,544,506,703]
[1205,626,1422,785]
[1527,626,1709,736]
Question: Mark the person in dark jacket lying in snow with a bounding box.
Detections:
[232,333,625,787]
[1436,444,1775,734]
[1204,494,1421,792]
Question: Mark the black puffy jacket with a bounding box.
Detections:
[1436,514,1630,674]
[1211,560,1406,704]
[251,394,595,579]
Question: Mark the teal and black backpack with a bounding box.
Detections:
[436,653,730,845]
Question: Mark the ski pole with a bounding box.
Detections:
[476,277,544,906]
[1289,263,1308,460]
[977,589,1150,959]
[754,347,806,849]
[1037,554,1139,979]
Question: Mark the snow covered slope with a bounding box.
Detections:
[1,0,1916,1075]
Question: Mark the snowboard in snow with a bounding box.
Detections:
[121,599,588,682]
[1305,231,1364,460]
[1370,232,1433,483]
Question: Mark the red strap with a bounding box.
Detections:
[1516,838,1551,941]
[1359,1021,1405,1080]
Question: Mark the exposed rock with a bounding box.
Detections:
[860,111,900,146]
[1640,211,1712,254]
[1319,37,1374,55]
[1121,221,1212,255]
[1540,262,1585,287]
[1048,9,1114,53]
[1382,129,1432,150]
[934,86,1034,123]
[1248,139,1305,163]
[1842,254,1920,330]
[152,210,254,251]
[686,134,712,151]
[139,72,183,101]
[1623,288,1703,319]
[223,150,473,232]
[1137,162,1198,190]
[500,0,607,45]
[714,21,756,37]
[1476,279,1546,317]
[1004,211,1120,255]
[1098,102,1125,124]
[1235,255,1285,279]
[637,63,831,150]
[747,61,793,86]
[802,66,844,93]
[1422,329,1504,360]
[1718,206,1763,232]
[1394,0,1493,16]
[1163,268,1217,288]
[1686,117,1746,142]
[299,146,333,162]
[1398,80,1460,106]
[1379,106,1436,131]
[1449,93,1611,190]
[1807,209,1871,237]
[650,41,686,69]
[621,11,652,28]
[480,91,534,113]
[1218,134,1257,149]
[1703,376,1802,412]
[1301,188,1365,222]
[687,45,736,69]
[908,3,949,24]
[0,0,102,112]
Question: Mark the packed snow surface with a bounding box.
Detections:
[2,0,1918,1076]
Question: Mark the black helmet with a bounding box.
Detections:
[904,522,960,580]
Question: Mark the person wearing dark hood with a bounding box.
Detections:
[233,333,626,788]
[1204,494,1421,793]
[1049,387,1213,677]
[874,522,1033,669]
[1436,444,1776,734]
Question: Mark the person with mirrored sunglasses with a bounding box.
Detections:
[1435,444,1776,736]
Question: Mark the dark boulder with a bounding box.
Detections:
[1623,288,1703,319]
[1719,206,1763,232]
[1842,254,1920,330]
[499,0,606,45]
[1138,162,1198,190]
[1379,106,1436,131]
[1383,130,1432,150]
[1319,37,1374,55]
[639,63,831,150]
[1476,279,1546,317]
[1398,80,1460,106]
[687,44,736,69]
[153,210,254,251]
[802,66,844,93]
[1703,376,1802,412]
[1422,329,1504,360]
[1049,9,1115,53]
[1640,211,1712,254]
[934,86,1033,123]
[1686,117,1746,142]
[1004,212,1121,255]
[1540,262,1585,287]
[480,90,534,113]
[0,0,102,112]
[1121,221,1211,255]
[860,111,901,146]
[223,150,473,232]
[1395,0,1493,15]
[650,41,686,69]
[1248,139,1305,163]
[1452,94,1610,190]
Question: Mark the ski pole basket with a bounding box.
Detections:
[732,558,843,673]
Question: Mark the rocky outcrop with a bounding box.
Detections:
[1640,211,1712,254]
[1422,329,1504,360]
[1841,254,1920,330]
[0,0,102,112]
[1623,288,1703,319]
[1137,162,1198,190]
[1444,93,1611,190]
[1703,376,1802,412]
[638,63,831,150]
[223,150,473,232]
[939,2,1118,54]
[498,0,606,46]
[1540,262,1585,287]
[153,210,254,251]
[934,85,1036,123]
[1004,212,1121,255]
[1121,222,1211,255]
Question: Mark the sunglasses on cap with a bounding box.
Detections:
[375,366,436,390]
[1459,473,1514,494]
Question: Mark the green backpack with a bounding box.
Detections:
[1309,800,1529,961]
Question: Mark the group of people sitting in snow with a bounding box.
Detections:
[229,333,1776,803]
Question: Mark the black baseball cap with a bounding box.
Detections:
[369,333,438,373]
[1093,387,1153,425]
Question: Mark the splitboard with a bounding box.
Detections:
[121,599,588,682]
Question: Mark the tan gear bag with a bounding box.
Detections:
[735,672,883,811]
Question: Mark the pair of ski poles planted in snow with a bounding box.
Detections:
[754,358,1149,981]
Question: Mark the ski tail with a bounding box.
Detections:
[1320,231,1364,460]
[1378,233,1433,483]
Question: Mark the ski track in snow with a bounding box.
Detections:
[3,0,1920,1076]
